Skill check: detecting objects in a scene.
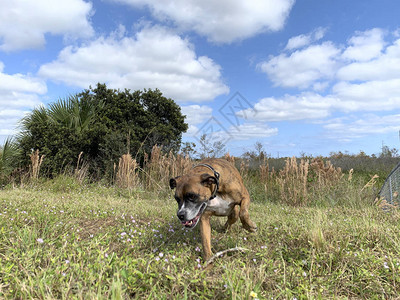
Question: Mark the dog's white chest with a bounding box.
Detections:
[206,195,235,216]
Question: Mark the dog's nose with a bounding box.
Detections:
[177,212,185,221]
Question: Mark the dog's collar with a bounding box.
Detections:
[193,163,220,200]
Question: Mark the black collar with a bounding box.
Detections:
[193,163,220,200]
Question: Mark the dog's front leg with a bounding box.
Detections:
[199,212,212,260]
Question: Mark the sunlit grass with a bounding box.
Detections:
[1,175,400,298]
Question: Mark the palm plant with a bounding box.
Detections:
[18,95,102,139]
[0,138,20,180]
[17,105,48,141]
[14,94,103,176]
[43,95,102,134]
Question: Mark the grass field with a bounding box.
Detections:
[1,168,400,299]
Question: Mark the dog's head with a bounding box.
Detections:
[169,173,218,229]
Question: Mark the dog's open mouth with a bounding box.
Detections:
[181,203,207,229]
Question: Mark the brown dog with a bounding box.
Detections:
[169,158,257,260]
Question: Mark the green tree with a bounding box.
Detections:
[17,83,188,178]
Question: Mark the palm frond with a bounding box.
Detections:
[46,95,100,133]
[48,97,74,127]
[19,105,48,130]
[0,137,20,176]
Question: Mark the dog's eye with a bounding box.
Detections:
[186,193,197,202]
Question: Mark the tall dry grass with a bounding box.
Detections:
[277,156,310,206]
[109,147,377,208]
[309,158,343,188]
[259,156,344,206]
[239,160,250,181]
[74,152,89,183]
[113,145,192,191]
[30,149,44,180]
[116,153,138,189]
[142,145,192,190]
[223,152,235,165]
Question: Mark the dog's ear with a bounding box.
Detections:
[200,173,217,187]
[169,176,180,189]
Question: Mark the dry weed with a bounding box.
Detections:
[74,151,89,183]
[116,153,138,189]
[361,174,379,192]
[30,149,44,180]
[374,196,399,211]
[309,158,343,188]
[261,157,343,206]
[259,158,269,183]
[141,145,192,190]
[259,158,276,182]
[348,168,354,182]
[223,152,236,165]
[277,157,309,206]
[240,160,250,180]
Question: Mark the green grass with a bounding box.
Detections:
[1,176,400,299]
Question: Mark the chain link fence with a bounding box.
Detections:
[379,161,400,206]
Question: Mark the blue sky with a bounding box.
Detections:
[1,0,400,157]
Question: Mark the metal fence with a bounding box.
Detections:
[379,161,400,205]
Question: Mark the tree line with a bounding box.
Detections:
[0,83,188,183]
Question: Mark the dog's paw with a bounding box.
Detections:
[243,223,257,233]
[248,226,257,233]
[248,225,258,232]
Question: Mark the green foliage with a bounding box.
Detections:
[16,83,188,178]
[0,138,20,185]
[46,94,102,134]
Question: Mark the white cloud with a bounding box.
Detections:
[228,123,278,140]
[111,0,295,43]
[0,63,47,95]
[0,0,94,52]
[0,109,29,136]
[341,28,385,62]
[323,114,400,140]
[185,125,200,137]
[0,63,47,104]
[259,42,340,89]
[285,27,327,51]
[284,34,312,51]
[0,62,46,137]
[253,27,400,135]
[181,105,212,125]
[332,79,400,111]
[238,79,400,124]
[237,93,337,122]
[258,27,398,91]
[38,26,229,102]
[192,122,278,142]
[180,104,213,137]
[337,38,400,81]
